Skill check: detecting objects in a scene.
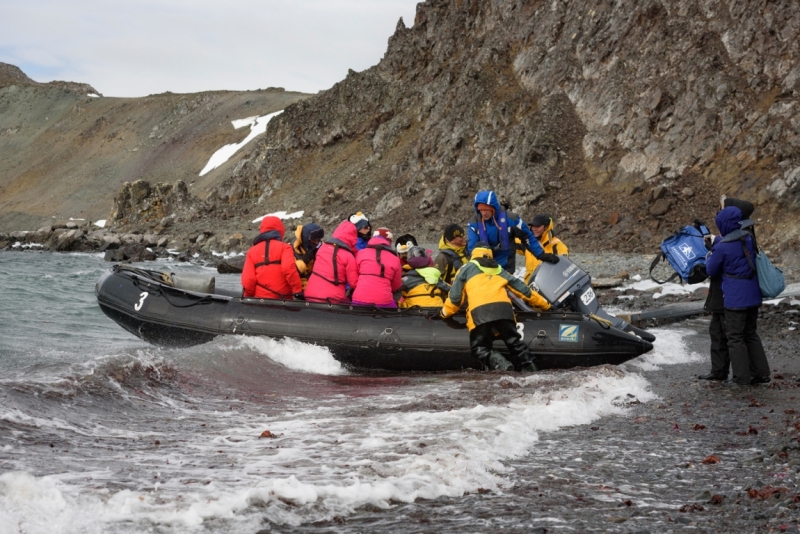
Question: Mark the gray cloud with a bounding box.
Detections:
[1,0,418,97]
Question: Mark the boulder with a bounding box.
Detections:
[650,199,671,216]
[217,256,245,274]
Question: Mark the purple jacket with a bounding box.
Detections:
[705,206,762,309]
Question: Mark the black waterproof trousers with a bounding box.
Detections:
[708,312,730,378]
[724,307,770,385]
[470,319,535,369]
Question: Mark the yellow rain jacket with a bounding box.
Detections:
[293,225,314,289]
[441,247,550,330]
[522,218,569,284]
[399,267,451,308]
[433,236,468,285]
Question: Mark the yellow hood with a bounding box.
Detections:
[438,235,467,261]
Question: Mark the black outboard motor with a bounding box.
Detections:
[529,257,656,343]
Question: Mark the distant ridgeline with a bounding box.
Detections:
[0,61,100,95]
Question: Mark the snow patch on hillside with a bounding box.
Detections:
[199,111,283,176]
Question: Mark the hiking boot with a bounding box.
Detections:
[520,361,538,373]
[698,373,727,381]
[750,376,771,385]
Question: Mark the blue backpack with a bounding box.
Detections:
[755,252,785,298]
[650,221,710,284]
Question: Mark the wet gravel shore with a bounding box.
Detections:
[302,326,799,534]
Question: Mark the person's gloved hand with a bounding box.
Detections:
[293,292,305,300]
[703,234,716,251]
[539,253,560,264]
[301,248,317,264]
[439,308,451,319]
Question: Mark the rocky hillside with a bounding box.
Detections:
[149,0,797,265]
[0,62,309,232]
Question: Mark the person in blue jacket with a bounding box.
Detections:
[466,190,559,272]
[705,205,770,386]
[348,212,372,251]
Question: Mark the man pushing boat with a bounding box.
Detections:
[440,242,551,371]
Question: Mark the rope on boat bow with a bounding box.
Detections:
[588,313,613,329]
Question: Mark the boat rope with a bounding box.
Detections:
[588,313,613,329]
[131,276,214,308]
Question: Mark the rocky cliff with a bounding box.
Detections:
[196,0,799,262]
[0,62,309,232]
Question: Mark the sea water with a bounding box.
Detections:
[0,250,705,533]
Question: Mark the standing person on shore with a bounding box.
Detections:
[705,205,770,386]
[698,197,756,381]
[434,224,468,285]
[305,220,360,303]
[241,216,303,299]
[467,190,559,272]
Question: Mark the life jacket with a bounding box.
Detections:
[309,237,354,286]
[399,268,449,308]
[473,212,510,251]
[439,248,463,275]
[360,243,398,279]
[523,219,569,284]
[250,237,290,298]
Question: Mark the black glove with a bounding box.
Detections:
[301,248,317,264]
[538,253,560,264]
[293,292,305,300]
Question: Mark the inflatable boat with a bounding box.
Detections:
[95,265,653,372]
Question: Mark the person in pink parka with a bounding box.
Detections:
[305,220,359,303]
[351,234,403,308]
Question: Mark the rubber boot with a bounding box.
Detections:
[489,351,514,371]
[472,346,493,371]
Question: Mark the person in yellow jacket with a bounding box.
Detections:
[293,223,325,289]
[440,242,551,371]
[433,224,468,285]
[522,214,569,284]
[399,246,451,308]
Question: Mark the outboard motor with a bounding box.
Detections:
[529,257,656,342]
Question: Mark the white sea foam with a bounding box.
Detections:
[0,366,658,532]
[236,336,345,375]
[621,327,703,371]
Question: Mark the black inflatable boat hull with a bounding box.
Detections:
[96,266,653,372]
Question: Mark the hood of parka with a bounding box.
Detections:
[715,206,743,237]
[258,216,285,239]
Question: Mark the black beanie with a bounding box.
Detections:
[723,198,755,220]
[443,224,465,242]
[530,214,551,227]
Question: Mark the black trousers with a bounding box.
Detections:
[470,319,534,369]
[724,307,770,385]
[708,312,729,377]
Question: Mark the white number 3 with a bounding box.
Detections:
[516,322,525,338]
[134,292,148,311]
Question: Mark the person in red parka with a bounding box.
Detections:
[351,233,403,308]
[241,216,303,299]
[305,220,360,303]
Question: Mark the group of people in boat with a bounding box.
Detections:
[240,189,571,370]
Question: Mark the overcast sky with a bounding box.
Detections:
[1,0,419,97]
